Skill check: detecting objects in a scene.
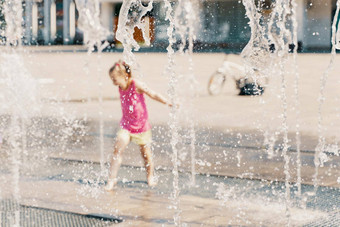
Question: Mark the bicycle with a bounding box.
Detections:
[207,60,267,96]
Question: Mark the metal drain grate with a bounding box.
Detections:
[0,199,122,227]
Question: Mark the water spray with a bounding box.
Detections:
[116,0,153,66]
[173,0,198,187]
[164,1,181,224]
[290,0,302,198]
[313,0,340,193]
[75,0,110,179]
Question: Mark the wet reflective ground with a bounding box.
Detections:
[0,143,339,226]
[1,51,340,226]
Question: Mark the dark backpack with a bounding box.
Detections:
[236,78,264,96]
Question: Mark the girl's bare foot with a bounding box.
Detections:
[147,175,157,187]
[104,178,118,191]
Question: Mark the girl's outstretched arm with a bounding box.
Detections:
[135,80,172,107]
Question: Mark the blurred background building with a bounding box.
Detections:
[2,0,340,52]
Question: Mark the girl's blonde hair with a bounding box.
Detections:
[109,61,132,78]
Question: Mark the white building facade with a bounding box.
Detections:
[20,0,339,52]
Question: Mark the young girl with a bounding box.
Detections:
[105,60,172,190]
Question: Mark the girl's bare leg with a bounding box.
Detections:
[105,133,130,191]
[140,144,156,186]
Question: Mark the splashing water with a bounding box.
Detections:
[3,0,22,46]
[0,2,96,223]
[74,0,110,52]
[268,0,296,224]
[164,0,199,224]
[1,1,339,225]
[74,0,111,180]
[242,0,276,161]
[241,0,270,86]
[242,0,302,224]
[116,0,153,65]
[173,0,198,187]
[290,0,302,198]
[1,1,25,225]
[0,52,40,227]
[314,0,340,193]
[164,0,181,225]
[270,0,290,217]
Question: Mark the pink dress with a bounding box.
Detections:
[119,80,151,134]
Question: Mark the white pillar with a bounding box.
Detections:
[69,1,76,42]
[51,1,57,42]
[32,2,38,42]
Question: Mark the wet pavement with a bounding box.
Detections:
[46,121,340,188]
[0,151,338,226]
[1,49,340,226]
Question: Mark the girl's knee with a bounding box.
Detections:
[114,135,129,152]
[116,129,130,143]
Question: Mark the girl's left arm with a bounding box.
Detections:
[135,80,172,107]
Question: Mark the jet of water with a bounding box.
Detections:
[74,0,111,182]
[241,0,270,86]
[314,0,340,193]
[242,0,300,224]
[290,0,302,198]
[174,0,198,187]
[116,0,153,65]
[74,0,110,52]
[164,1,182,225]
[3,0,22,46]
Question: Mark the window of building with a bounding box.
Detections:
[200,1,250,49]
